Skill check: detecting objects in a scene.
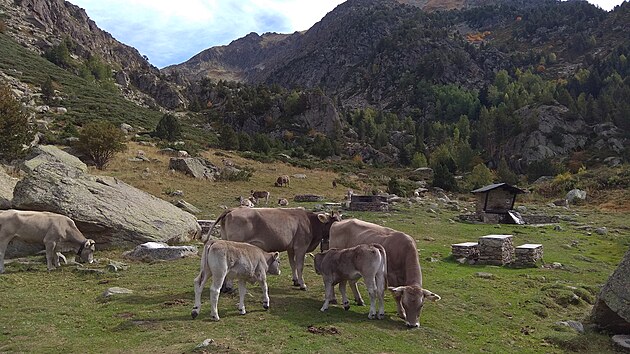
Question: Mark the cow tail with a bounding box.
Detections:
[202,209,232,242]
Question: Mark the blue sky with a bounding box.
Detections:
[68,0,627,68]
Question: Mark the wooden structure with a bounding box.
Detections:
[471,183,526,224]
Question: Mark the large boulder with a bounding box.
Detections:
[590,247,630,333]
[566,189,587,204]
[0,166,18,209]
[11,162,201,247]
[21,145,88,173]
[168,157,219,180]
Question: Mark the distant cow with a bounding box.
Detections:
[205,208,341,290]
[329,218,440,327]
[250,190,270,205]
[239,196,254,208]
[0,210,96,273]
[274,175,290,187]
[192,240,280,321]
[278,198,289,206]
[314,243,387,319]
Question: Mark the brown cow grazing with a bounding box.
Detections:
[277,198,289,206]
[329,218,440,327]
[192,240,280,321]
[250,190,270,205]
[205,208,341,291]
[0,210,96,273]
[274,175,290,187]
[314,243,387,319]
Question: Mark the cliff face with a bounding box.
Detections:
[0,0,184,109]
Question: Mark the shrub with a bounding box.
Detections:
[154,114,182,142]
[432,161,458,191]
[0,84,31,161]
[466,163,494,190]
[75,120,127,169]
[387,177,406,197]
[411,152,428,168]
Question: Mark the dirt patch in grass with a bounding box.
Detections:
[307,325,341,335]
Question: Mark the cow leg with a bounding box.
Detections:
[320,280,333,312]
[349,280,364,306]
[221,278,234,294]
[260,275,270,310]
[238,279,247,315]
[339,280,350,311]
[287,248,299,287]
[43,240,57,271]
[365,276,378,319]
[376,273,386,319]
[0,235,15,274]
[209,271,228,321]
[192,266,211,319]
[294,249,307,290]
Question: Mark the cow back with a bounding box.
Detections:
[329,218,422,287]
[220,208,325,253]
[1,209,86,244]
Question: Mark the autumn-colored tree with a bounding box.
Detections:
[76,120,127,169]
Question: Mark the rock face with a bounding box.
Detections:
[590,247,630,334]
[11,162,201,247]
[21,145,88,173]
[0,166,18,209]
[168,157,219,180]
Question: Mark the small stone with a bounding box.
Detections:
[551,262,563,269]
[197,339,215,348]
[612,335,630,350]
[555,320,584,334]
[475,272,495,279]
[595,227,608,235]
[102,287,133,297]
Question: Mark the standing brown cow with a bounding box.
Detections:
[329,218,440,328]
[205,208,341,290]
[250,190,270,205]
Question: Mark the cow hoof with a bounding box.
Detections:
[377,313,385,320]
[343,302,350,311]
[329,298,338,305]
[368,314,375,320]
[210,315,220,321]
[292,280,300,286]
[239,309,246,315]
[356,300,364,306]
[263,303,269,310]
[299,285,307,291]
[191,310,199,319]
[320,307,328,312]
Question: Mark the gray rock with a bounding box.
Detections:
[515,205,527,213]
[196,339,215,349]
[0,166,18,209]
[168,157,218,180]
[595,227,608,235]
[21,145,87,174]
[123,242,198,261]
[175,200,201,214]
[555,320,584,334]
[566,189,587,204]
[103,287,133,297]
[612,335,630,350]
[12,161,201,247]
[591,246,630,333]
[475,272,495,279]
[106,260,129,272]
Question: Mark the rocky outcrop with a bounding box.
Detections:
[168,157,219,180]
[11,162,201,247]
[0,0,184,109]
[590,247,630,333]
[21,145,87,173]
[0,166,18,209]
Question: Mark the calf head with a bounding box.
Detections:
[388,285,440,328]
[266,252,281,275]
[313,252,327,275]
[76,239,96,264]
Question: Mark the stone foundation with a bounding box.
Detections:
[514,243,543,267]
[478,234,514,265]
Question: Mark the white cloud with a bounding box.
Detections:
[68,0,627,68]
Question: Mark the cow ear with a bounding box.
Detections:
[317,213,330,223]
[388,286,404,295]
[87,239,96,250]
[272,252,280,260]
[422,289,441,301]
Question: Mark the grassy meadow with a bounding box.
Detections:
[1,144,629,353]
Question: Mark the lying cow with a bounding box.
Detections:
[239,196,254,208]
[205,208,341,290]
[0,209,96,273]
[314,243,387,319]
[191,240,280,321]
[274,175,290,187]
[277,198,289,206]
[329,218,440,327]
[250,190,270,205]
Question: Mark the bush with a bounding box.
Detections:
[432,161,458,191]
[75,120,127,169]
[154,114,182,142]
[0,84,31,161]
[387,177,406,197]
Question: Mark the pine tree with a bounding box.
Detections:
[0,85,31,161]
[154,114,182,141]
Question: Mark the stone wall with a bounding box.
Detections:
[477,234,514,266]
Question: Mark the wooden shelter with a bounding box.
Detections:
[471,183,526,224]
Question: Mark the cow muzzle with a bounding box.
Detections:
[406,322,420,328]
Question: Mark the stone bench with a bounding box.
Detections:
[451,242,479,260]
[477,234,514,266]
[514,243,543,267]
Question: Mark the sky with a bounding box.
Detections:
[68,0,627,69]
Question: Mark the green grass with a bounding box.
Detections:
[1,156,628,353]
